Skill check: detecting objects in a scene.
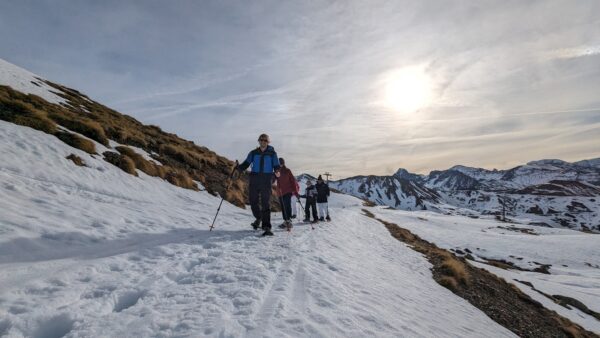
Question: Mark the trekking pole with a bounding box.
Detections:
[209,160,238,231]
[296,196,313,230]
[296,195,306,219]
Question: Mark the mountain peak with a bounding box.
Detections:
[393,168,422,181]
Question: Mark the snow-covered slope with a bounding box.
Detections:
[0,58,66,105]
[370,207,600,333]
[0,120,516,337]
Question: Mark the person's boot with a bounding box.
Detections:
[291,214,297,219]
[303,218,310,223]
[286,220,293,231]
[326,215,331,221]
[261,229,274,236]
[311,219,318,224]
[251,219,261,230]
[278,222,287,229]
[319,216,325,221]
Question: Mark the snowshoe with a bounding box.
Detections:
[286,220,293,232]
[278,223,288,229]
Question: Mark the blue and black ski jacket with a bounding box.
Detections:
[238,145,281,174]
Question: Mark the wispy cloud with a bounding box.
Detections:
[2,0,599,178]
[544,45,600,60]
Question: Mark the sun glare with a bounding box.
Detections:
[382,66,433,113]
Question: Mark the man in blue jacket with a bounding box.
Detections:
[237,133,281,236]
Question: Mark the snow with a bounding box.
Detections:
[0,120,516,337]
[575,158,600,169]
[0,58,67,105]
[370,206,600,333]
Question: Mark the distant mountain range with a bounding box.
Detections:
[328,159,600,232]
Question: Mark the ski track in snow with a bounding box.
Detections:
[0,120,520,337]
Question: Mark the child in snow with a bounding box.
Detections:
[274,158,299,230]
[301,179,319,223]
[315,175,331,221]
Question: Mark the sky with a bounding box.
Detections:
[1,0,599,178]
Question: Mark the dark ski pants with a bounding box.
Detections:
[249,173,273,230]
[279,193,292,221]
[305,199,318,221]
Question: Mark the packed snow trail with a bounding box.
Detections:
[0,121,515,337]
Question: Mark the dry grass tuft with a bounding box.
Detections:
[362,200,377,207]
[55,131,96,154]
[165,169,198,191]
[66,153,85,166]
[50,115,108,146]
[103,151,138,176]
[120,155,137,176]
[438,276,459,291]
[0,89,57,134]
[440,257,470,285]
[115,146,165,177]
[159,144,206,170]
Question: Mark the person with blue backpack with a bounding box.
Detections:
[237,133,281,236]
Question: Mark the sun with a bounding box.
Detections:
[382,65,433,113]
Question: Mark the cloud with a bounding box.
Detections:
[544,45,600,60]
[1,0,599,178]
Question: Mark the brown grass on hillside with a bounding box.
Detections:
[165,169,198,191]
[440,257,469,285]
[159,144,218,170]
[1,83,249,204]
[115,146,167,178]
[66,154,85,166]
[0,88,57,134]
[438,276,458,290]
[103,151,138,176]
[49,114,109,146]
[361,208,599,338]
[56,131,96,154]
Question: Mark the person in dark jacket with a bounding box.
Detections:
[237,133,281,236]
[301,180,319,223]
[274,158,299,230]
[315,175,331,221]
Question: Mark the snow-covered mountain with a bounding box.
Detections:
[330,158,600,231]
[1,58,533,337]
[331,175,441,210]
